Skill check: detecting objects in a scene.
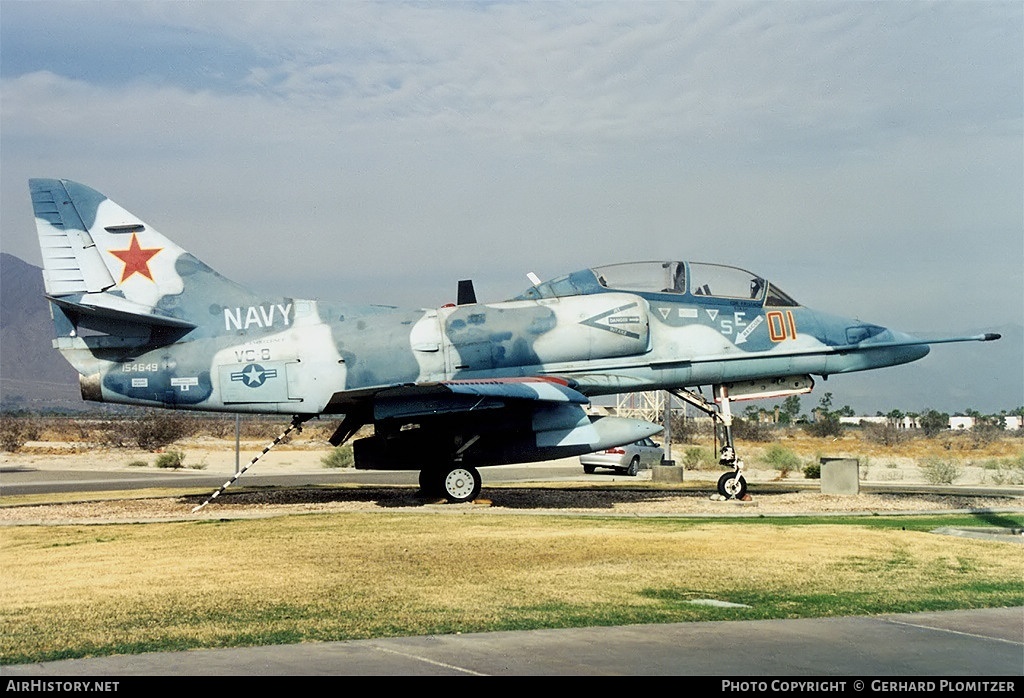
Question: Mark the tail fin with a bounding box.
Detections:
[30,179,260,336]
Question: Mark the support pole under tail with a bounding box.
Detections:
[192,415,311,513]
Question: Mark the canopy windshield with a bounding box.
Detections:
[591,261,799,306]
[516,261,799,306]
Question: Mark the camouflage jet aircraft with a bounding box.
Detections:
[29,179,1000,503]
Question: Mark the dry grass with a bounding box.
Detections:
[763,429,1020,461]
[12,414,346,447]
[2,513,1021,664]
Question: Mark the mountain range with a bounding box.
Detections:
[1,252,1020,415]
[1,253,82,410]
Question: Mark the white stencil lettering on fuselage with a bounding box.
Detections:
[717,311,748,336]
[224,303,294,331]
[234,347,274,363]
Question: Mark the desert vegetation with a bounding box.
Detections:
[664,404,1023,484]
[2,406,1023,485]
[0,409,342,453]
[321,444,355,468]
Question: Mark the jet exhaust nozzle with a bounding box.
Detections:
[80,373,103,402]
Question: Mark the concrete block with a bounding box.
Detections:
[820,458,859,495]
[652,465,684,483]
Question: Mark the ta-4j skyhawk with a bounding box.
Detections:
[29,179,1000,503]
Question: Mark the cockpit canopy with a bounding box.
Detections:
[516,261,800,307]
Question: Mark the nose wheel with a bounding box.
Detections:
[717,469,747,499]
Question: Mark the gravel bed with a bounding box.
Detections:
[1,486,1020,525]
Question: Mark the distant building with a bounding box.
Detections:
[949,416,974,430]
[841,414,1021,431]
[839,415,920,429]
[949,415,1024,431]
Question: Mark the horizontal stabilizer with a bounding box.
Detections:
[47,294,196,330]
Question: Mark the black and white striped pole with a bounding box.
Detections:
[192,415,310,513]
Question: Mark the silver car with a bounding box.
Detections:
[580,437,665,476]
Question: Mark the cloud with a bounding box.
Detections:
[1,1,1020,334]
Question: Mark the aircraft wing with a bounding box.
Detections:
[322,375,661,458]
[381,377,588,403]
[325,376,588,421]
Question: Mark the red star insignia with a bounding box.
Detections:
[109,233,162,282]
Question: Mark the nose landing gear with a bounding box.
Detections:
[712,385,747,500]
[669,385,748,500]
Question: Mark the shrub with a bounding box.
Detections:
[803,462,821,479]
[981,455,1024,486]
[670,415,712,444]
[0,414,39,452]
[803,414,843,438]
[919,409,950,437]
[858,455,873,480]
[862,423,910,447]
[126,459,149,468]
[761,444,802,477]
[155,450,186,469]
[128,412,197,451]
[966,424,1005,448]
[322,445,354,469]
[920,457,963,485]
[680,446,714,470]
[732,418,775,443]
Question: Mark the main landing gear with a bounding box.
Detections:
[669,385,748,500]
[419,463,483,504]
[418,432,485,504]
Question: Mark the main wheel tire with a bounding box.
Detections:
[626,457,640,477]
[418,469,443,498]
[717,471,747,499]
[583,464,596,474]
[440,465,482,504]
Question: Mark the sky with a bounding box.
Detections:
[1,1,1021,411]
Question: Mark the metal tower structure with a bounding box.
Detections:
[615,391,666,422]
